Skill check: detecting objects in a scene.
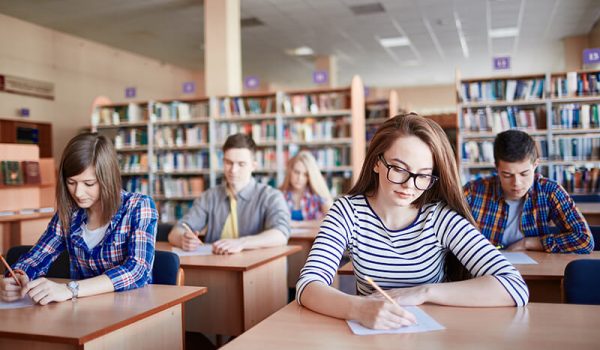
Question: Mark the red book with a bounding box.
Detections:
[21,161,41,184]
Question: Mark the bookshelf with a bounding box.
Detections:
[91,76,366,223]
[364,90,399,145]
[457,69,600,194]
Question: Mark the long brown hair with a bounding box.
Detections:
[56,133,122,232]
[280,150,332,203]
[349,113,475,281]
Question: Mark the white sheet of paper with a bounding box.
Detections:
[0,295,35,309]
[346,306,445,335]
[502,252,538,265]
[171,245,213,256]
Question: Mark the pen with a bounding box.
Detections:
[181,222,204,245]
[0,254,21,287]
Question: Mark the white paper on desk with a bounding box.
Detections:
[171,245,213,256]
[0,295,35,309]
[346,306,445,335]
[502,252,538,264]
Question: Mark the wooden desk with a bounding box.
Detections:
[288,227,319,288]
[578,202,600,225]
[0,284,206,350]
[156,242,301,336]
[222,302,600,350]
[338,251,600,303]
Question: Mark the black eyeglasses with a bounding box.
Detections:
[378,155,438,191]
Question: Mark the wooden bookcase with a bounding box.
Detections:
[0,119,52,157]
[456,69,600,194]
[91,75,366,223]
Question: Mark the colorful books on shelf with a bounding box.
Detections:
[460,77,545,103]
[1,161,24,185]
[461,106,541,132]
[218,96,274,117]
[281,92,349,114]
[153,101,209,121]
[552,137,600,161]
[551,71,600,97]
[552,103,600,129]
[552,165,600,194]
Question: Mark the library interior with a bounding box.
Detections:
[0,0,600,349]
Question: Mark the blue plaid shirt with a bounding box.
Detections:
[464,174,594,254]
[13,191,158,291]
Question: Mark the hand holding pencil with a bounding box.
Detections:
[355,276,417,329]
[0,254,29,302]
[181,222,204,251]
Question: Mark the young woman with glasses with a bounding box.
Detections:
[296,113,529,330]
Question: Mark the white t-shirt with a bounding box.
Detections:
[502,198,525,247]
[81,222,110,249]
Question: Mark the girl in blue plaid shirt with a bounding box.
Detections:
[1,133,158,305]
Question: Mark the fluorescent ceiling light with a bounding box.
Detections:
[454,13,469,58]
[379,36,411,48]
[489,27,519,38]
[285,46,314,56]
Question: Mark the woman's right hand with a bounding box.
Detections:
[355,297,418,329]
[0,272,30,302]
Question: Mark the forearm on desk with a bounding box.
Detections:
[299,281,364,321]
[75,274,115,298]
[239,229,288,249]
[425,275,516,307]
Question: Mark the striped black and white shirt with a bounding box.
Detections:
[296,195,529,306]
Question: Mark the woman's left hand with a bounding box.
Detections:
[368,285,429,306]
[21,278,72,305]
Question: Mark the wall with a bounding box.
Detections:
[0,13,204,159]
[369,84,457,115]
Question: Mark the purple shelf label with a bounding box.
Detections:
[583,48,600,65]
[313,71,328,84]
[183,82,195,94]
[125,87,136,98]
[244,76,259,89]
[493,56,510,70]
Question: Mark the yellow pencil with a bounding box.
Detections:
[365,276,399,307]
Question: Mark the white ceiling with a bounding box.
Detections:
[0,0,599,88]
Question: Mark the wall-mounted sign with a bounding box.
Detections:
[244,76,260,89]
[583,48,600,65]
[313,71,328,84]
[493,56,511,70]
[183,82,195,94]
[125,87,136,98]
[0,75,54,100]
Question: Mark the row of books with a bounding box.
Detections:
[365,102,389,120]
[281,93,349,115]
[119,153,148,173]
[461,107,542,132]
[218,97,275,117]
[552,103,600,129]
[159,201,193,223]
[462,139,549,163]
[552,137,600,161]
[215,122,277,144]
[283,118,350,142]
[283,147,351,169]
[154,151,209,173]
[154,176,205,198]
[123,176,149,195]
[114,129,148,148]
[552,165,600,194]
[152,101,209,121]
[0,160,41,185]
[154,125,209,148]
[551,72,600,98]
[460,78,545,103]
[93,104,148,126]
